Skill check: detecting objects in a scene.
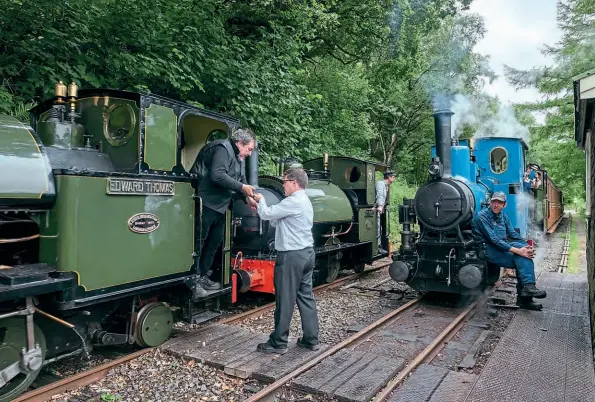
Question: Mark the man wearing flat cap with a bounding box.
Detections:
[375,170,395,255]
[472,191,546,310]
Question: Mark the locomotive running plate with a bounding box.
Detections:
[128,213,160,234]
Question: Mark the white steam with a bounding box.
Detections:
[515,191,547,268]
[449,94,530,143]
[474,105,530,143]
[450,94,481,138]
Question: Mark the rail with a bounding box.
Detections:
[244,297,423,402]
[15,259,392,401]
[558,214,572,273]
[220,259,392,324]
[13,349,153,402]
[245,292,483,402]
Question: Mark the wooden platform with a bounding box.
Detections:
[162,323,329,381]
[162,322,405,402]
[292,349,404,402]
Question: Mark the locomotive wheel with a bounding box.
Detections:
[0,318,47,402]
[325,260,341,283]
[353,263,365,274]
[134,302,173,347]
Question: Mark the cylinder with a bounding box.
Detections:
[246,141,258,186]
[433,110,454,178]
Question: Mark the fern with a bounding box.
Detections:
[7,101,36,123]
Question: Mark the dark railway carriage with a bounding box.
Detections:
[518,163,564,234]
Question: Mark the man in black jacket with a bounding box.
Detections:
[191,128,257,297]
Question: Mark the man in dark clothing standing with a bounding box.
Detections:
[252,168,319,354]
[471,191,547,310]
[190,128,257,298]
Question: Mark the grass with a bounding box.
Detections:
[386,177,418,248]
[567,215,581,274]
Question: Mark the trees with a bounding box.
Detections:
[0,0,489,182]
[505,0,592,207]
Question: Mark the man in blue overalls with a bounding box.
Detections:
[472,191,547,310]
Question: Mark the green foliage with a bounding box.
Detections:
[0,0,489,177]
[100,393,121,402]
[388,177,419,245]
[0,0,494,243]
[567,216,581,274]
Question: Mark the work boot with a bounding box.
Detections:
[517,297,543,311]
[192,283,208,300]
[256,341,287,355]
[297,337,320,351]
[200,275,221,290]
[378,248,388,256]
[520,284,546,299]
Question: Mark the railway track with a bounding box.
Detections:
[244,291,485,402]
[16,260,392,402]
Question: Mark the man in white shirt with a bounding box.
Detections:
[375,170,395,255]
[252,168,320,354]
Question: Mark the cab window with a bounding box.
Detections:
[490,147,508,174]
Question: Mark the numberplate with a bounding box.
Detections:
[106,178,175,195]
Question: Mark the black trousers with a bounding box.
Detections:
[269,247,319,348]
[198,206,226,277]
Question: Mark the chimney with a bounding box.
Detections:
[245,141,259,186]
[433,110,454,178]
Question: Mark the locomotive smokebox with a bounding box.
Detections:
[433,109,454,178]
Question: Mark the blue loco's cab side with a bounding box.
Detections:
[473,137,530,237]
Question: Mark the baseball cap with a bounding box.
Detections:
[490,191,506,202]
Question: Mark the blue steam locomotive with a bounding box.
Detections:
[389,109,563,294]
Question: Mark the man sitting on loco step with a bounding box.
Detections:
[375,170,396,255]
[471,191,547,311]
[252,168,320,354]
[190,128,258,298]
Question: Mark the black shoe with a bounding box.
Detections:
[520,284,546,299]
[256,342,287,355]
[517,298,543,311]
[297,337,320,351]
[378,248,388,255]
[200,276,221,290]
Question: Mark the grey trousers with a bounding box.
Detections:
[269,247,319,348]
[377,214,382,246]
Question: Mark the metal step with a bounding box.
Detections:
[191,310,221,324]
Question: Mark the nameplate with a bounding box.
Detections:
[106,178,175,195]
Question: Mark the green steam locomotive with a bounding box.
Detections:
[0,83,390,400]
